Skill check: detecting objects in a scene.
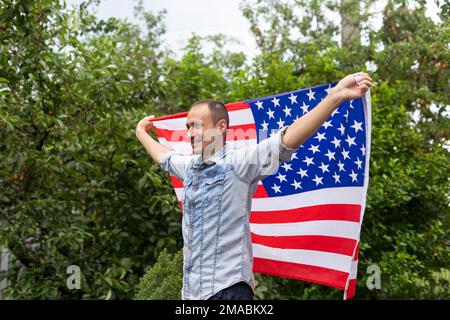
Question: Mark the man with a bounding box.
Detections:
[136,72,373,300]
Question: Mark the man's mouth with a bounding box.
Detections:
[191,140,201,147]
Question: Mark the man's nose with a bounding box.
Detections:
[186,127,193,139]
[186,127,199,141]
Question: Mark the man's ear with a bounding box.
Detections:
[216,119,228,134]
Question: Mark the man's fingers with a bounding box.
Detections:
[360,75,373,82]
[358,79,372,87]
[353,72,372,81]
[360,84,369,92]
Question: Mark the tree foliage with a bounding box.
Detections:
[0,0,180,299]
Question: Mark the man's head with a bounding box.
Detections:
[186,99,229,156]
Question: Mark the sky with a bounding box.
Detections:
[65,0,442,60]
[66,0,257,57]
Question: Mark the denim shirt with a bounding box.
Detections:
[159,126,297,300]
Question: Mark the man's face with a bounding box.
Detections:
[186,104,223,155]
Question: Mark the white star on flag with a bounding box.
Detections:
[261,120,269,131]
[300,102,309,114]
[291,179,302,190]
[342,148,350,160]
[276,173,287,183]
[322,120,333,129]
[314,132,327,142]
[312,175,323,186]
[308,144,320,154]
[303,156,314,166]
[297,168,308,178]
[288,93,298,105]
[331,137,341,148]
[325,149,336,161]
[281,163,293,172]
[255,101,264,110]
[271,183,281,193]
[351,120,363,133]
[271,97,280,107]
[276,118,285,128]
[349,170,358,182]
[345,135,357,147]
[283,105,292,117]
[318,162,330,173]
[306,89,316,101]
[332,172,341,183]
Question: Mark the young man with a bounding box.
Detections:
[136,72,373,300]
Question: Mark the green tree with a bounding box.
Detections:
[231,0,450,299]
[0,0,180,299]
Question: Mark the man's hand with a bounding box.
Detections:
[136,115,155,135]
[330,71,373,102]
[135,114,172,163]
[282,71,373,149]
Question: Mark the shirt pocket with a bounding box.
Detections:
[202,173,225,203]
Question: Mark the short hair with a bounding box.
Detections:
[190,99,230,128]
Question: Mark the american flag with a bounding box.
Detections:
[152,82,371,299]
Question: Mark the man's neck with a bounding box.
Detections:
[201,141,226,163]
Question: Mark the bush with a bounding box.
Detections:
[134,249,183,300]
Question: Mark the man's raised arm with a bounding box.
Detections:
[136,115,193,182]
[282,72,373,149]
[135,115,171,163]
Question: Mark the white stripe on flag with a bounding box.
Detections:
[158,138,257,154]
[250,220,360,240]
[154,108,254,130]
[251,187,364,211]
[252,243,353,273]
[349,259,358,279]
[174,186,363,206]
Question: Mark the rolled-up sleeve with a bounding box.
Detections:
[232,126,298,183]
[159,151,193,181]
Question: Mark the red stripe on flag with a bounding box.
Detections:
[226,123,257,140]
[150,101,249,123]
[353,242,360,261]
[170,176,184,188]
[253,257,348,290]
[251,234,357,256]
[154,127,186,142]
[252,184,269,198]
[225,101,251,111]
[250,204,361,223]
[345,279,357,299]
